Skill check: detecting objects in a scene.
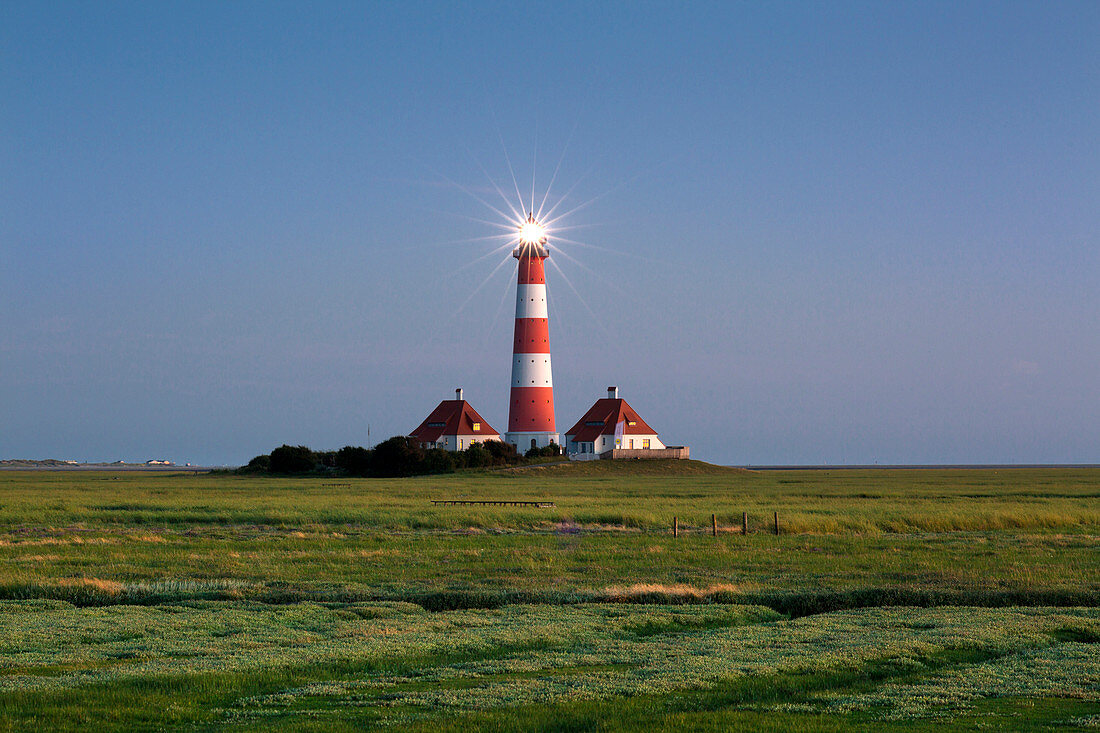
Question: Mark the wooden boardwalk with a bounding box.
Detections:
[431,500,555,508]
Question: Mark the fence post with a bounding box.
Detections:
[712,513,718,537]
[673,516,679,538]
[742,511,748,535]
[774,511,779,536]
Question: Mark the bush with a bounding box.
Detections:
[335,446,372,476]
[526,441,562,459]
[245,435,536,478]
[463,442,490,468]
[482,440,520,465]
[269,445,316,474]
[422,448,456,474]
[244,454,270,472]
[370,436,425,477]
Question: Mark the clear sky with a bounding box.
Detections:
[3,1,1098,465]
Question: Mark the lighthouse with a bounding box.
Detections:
[504,214,560,452]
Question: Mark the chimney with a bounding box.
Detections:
[608,386,619,399]
[455,387,464,401]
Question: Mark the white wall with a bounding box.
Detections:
[423,433,501,452]
[504,431,560,451]
[566,433,665,454]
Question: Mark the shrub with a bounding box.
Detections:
[464,442,491,468]
[526,441,562,458]
[422,448,457,474]
[335,446,372,476]
[269,445,316,474]
[370,436,425,477]
[482,440,520,465]
[244,454,270,472]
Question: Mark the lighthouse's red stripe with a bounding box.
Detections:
[508,386,556,432]
[517,255,547,285]
[512,318,550,354]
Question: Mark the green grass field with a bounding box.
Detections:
[0,463,1097,730]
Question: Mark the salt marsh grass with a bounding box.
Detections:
[0,465,1097,729]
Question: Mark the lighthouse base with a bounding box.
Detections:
[505,432,561,454]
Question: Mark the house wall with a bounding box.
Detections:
[422,433,501,452]
[566,433,666,457]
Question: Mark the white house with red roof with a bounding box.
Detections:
[409,389,501,451]
[564,387,670,458]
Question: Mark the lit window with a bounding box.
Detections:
[642,439,650,449]
[473,422,480,431]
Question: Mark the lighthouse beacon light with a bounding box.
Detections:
[504,213,560,453]
[518,214,547,246]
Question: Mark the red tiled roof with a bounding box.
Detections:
[410,400,499,443]
[564,398,658,443]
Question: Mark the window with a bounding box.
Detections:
[531,438,537,449]
[629,439,634,449]
[642,439,650,449]
[472,422,480,431]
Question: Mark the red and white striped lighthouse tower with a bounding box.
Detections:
[504,214,560,452]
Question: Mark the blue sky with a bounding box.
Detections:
[3,1,1098,465]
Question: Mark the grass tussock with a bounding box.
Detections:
[55,577,123,594]
[0,578,253,606]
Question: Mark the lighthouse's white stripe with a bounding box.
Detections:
[511,353,553,387]
[514,283,548,319]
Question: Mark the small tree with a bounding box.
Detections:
[482,440,519,465]
[371,436,425,477]
[269,444,316,474]
[526,441,562,459]
[463,442,490,468]
[335,446,372,476]
[422,448,456,474]
[243,454,271,473]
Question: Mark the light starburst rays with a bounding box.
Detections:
[530,128,538,230]
[429,249,517,344]
[423,124,669,347]
[544,240,632,302]
[465,146,524,222]
[546,256,614,341]
[536,120,579,222]
[446,240,519,280]
[497,129,529,226]
[425,165,518,225]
